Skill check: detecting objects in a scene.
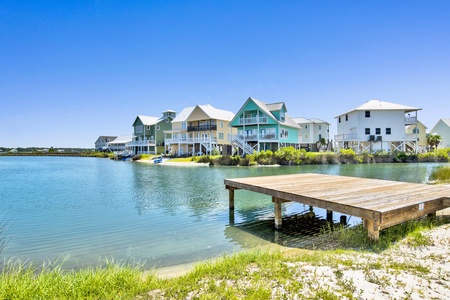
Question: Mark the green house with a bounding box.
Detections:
[230,97,301,155]
[130,110,176,155]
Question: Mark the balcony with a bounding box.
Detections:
[187,125,217,132]
[231,133,277,141]
[165,137,218,144]
[128,138,156,147]
[238,116,269,125]
[335,134,358,142]
[405,116,417,125]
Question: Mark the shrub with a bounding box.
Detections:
[197,155,212,163]
[339,149,357,164]
[210,148,220,156]
[132,154,142,161]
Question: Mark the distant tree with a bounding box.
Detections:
[427,134,442,152]
[49,147,55,153]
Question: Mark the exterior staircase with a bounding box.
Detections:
[232,136,255,155]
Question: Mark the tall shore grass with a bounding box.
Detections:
[429,166,450,184]
[1,215,449,299]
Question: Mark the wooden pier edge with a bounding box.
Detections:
[224,174,450,241]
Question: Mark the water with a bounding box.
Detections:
[0,157,445,269]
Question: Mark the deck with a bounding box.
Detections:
[224,173,450,240]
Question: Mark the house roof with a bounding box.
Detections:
[232,97,300,129]
[430,118,450,133]
[172,104,234,123]
[336,100,422,117]
[197,104,235,121]
[133,115,161,126]
[107,135,132,144]
[293,117,330,125]
[441,118,450,127]
[95,136,117,143]
[171,106,195,123]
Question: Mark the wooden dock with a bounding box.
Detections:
[224,173,450,240]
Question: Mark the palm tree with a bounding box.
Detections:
[427,134,442,152]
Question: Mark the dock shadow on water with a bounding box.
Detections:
[225,209,350,249]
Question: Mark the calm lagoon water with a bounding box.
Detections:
[0,156,445,269]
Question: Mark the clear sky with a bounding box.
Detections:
[1,0,449,148]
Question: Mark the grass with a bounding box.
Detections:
[429,165,450,184]
[1,215,449,299]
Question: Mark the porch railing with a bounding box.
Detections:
[238,116,269,125]
[165,137,218,144]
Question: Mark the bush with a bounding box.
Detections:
[339,149,357,164]
[210,148,220,156]
[197,155,212,164]
[212,155,241,166]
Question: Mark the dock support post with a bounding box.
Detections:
[326,210,333,223]
[366,219,380,241]
[340,215,347,225]
[228,187,235,210]
[427,212,436,220]
[274,197,282,229]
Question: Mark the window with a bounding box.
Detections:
[135,125,143,133]
[345,114,348,121]
[413,127,420,134]
[376,128,381,135]
[220,121,223,128]
[219,133,224,140]
[318,125,321,130]
[386,128,391,135]
[365,128,370,135]
[280,129,289,139]
[280,111,285,121]
[181,122,187,129]
[305,125,308,129]
[146,126,151,130]
[156,125,160,131]
[339,117,341,123]
[365,111,370,118]
[319,134,322,140]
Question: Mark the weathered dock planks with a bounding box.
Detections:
[224,173,450,240]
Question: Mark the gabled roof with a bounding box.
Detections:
[231,97,300,129]
[172,104,234,123]
[293,117,330,125]
[405,120,428,130]
[430,118,450,133]
[336,100,422,117]
[132,115,161,126]
[171,106,195,123]
[95,136,117,143]
[107,135,132,144]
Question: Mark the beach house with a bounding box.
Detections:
[430,118,450,148]
[95,136,117,151]
[335,100,422,153]
[405,120,428,150]
[229,97,300,155]
[130,110,176,155]
[164,104,235,156]
[107,135,132,154]
[293,117,331,151]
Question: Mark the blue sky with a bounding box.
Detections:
[1,0,449,148]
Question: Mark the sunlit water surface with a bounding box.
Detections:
[0,157,445,269]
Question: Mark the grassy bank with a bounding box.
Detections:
[1,215,449,299]
[429,166,450,184]
[197,147,450,166]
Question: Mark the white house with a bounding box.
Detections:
[335,100,422,153]
[95,136,117,151]
[293,117,331,151]
[107,135,132,155]
[430,118,450,148]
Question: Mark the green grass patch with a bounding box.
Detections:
[429,166,450,184]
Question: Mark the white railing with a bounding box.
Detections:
[128,139,156,146]
[404,134,419,141]
[232,135,254,155]
[405,116,417,124]
[334,134,358,141]
[238,116,269,125]
[230,134,277,141]
[165,137,218,144]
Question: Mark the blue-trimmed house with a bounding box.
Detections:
[229,97,301,155]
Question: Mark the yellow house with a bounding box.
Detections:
[164,104,236,156]
[405,120,427,148]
